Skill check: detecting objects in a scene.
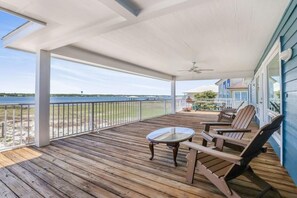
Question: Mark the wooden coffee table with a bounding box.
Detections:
[146,127,195,166]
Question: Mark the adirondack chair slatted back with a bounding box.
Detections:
[224,105,256,139]
[225,115,284,180]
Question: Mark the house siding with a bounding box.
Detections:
[255,1,297,185]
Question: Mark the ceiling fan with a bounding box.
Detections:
[179,62,213,73]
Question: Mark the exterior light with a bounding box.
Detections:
[280,48,293,62]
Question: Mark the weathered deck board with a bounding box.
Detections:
[0,112,296,197]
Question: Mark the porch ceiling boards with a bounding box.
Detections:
[0,0,290,80]
[0,112,296,197]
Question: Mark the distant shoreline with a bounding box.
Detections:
[0,93,177,97]
[0,95,184,105]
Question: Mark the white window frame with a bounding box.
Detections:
[232,90,248,101]
[259,39,283,164]
[265,41,282,144]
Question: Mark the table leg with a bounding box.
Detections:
[173,143,179,167]
[149,142,154,160]
[188,138,192,150]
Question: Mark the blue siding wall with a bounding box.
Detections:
[269,137,281,157]
[255,1,297,185]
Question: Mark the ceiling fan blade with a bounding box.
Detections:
[197,69,214,71]
[178,69,190,71]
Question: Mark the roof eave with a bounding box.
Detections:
[2,21,46,48]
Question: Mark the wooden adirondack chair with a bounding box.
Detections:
[183,115,284,198]
[201,105,255,151]
[217,101,245,121]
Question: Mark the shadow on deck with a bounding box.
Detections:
[0,112,296,197]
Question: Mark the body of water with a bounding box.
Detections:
[0,96,172,104]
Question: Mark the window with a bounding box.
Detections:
[235,92,241,101]
[233,91,248,101]
[267,54,280,114]
[241,91,248,101]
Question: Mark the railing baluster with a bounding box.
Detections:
[94,103,97,130]
[72,103,74,135]
[99,103,102,129]
[12,106,15,146]
[67,103,70,136]
[84,103,86,131]
[125,101,128,123]
[4,106,7,146]
[62,104,65,137]
[90,103,94,131]
[108,102,110,127]
[139,101,142,121]
[57,104,60,138]
[80,103,83,133]
[76,103,79,134]
[27,105,30,143]
[52,104,54,139]
[109,102,110,126]
[20,105,23,145]
[112,102,115,126]
[128,101,130,123]
[117,102,119,125]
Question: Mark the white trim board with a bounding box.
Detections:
[52,46,173,81]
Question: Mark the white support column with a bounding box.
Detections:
[171,77,176,114]
[35,50,51,147]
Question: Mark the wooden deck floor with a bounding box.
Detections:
[0,112,296,198]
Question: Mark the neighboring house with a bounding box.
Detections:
[215,78,251,103]
[183,85,218,99]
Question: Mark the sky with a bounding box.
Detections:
[0,11,217,95]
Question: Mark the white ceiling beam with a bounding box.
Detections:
[38,0,206,50]
[0,6,46,26]
[98,0,139,20]
[39,16,125,51]
[51,46,173,81]
[2,21,45,47]
[176,70,254,81]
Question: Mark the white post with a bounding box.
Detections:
[171,77,176,114]
[35,50,51,147]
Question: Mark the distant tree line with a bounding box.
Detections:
[0,93,173,97]
[194,90,217,100]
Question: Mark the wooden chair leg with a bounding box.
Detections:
[197,163,240,198]
[219,179,240,198]
[243,166,281,198]
[186,149,197,183]
[214,138,224,151]
[202,139,208,147]
[217,112,222,121]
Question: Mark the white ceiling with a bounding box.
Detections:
[0,0,290,80]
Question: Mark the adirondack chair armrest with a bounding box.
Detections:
[221,108,237,113]
[182,142,243,165]
[200,122,232,126]
[201,130,214,142]
[213,128,252,133]
[211,134,249,148]
[201,122,232,131]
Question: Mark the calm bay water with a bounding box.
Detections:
[0,96,171,104]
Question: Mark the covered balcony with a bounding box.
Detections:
[0,0,297,197]
[1,112,297,197]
